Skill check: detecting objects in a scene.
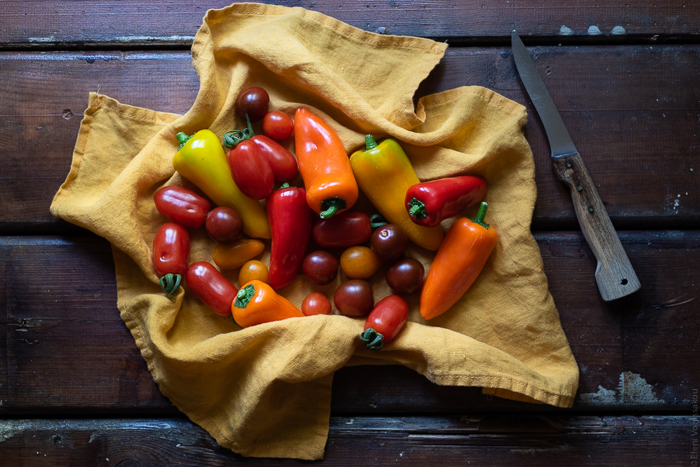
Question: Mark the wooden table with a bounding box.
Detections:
[1,1,698,465]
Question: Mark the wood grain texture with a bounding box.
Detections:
[0,416,694,466]
[0,46,698,233]
[552,154,641,300]
[1,232,697,414]
[1,0,699,46]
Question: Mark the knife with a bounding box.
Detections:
[511,31,640,301]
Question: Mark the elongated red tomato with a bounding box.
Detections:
[251,135,298,183]
[154,186,211,228]
[186,261,238,316]
[360,295,409,351]
[312,211,372,248]
[226,140,275,200]
[153,222,190,278]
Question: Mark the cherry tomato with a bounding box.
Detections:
[251,135,298,183]
[385,258,425,295]
[302,250,339,285]
[360,295,409,350]
[340,246,382,279]
[312,211,372,249]
[302,292,332,316]
[239,260,269,285]
[263,111,294,140]
[333,280,374,317]
[153,222,190,277]
[206,207,243,243]
[186,261,238,316]
[236,87,269,122]
[213,239,266,270]
[226,141,275,200]
[154,186,211,229]
[370,224,408,262]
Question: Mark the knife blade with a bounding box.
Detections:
[511,31,640,301]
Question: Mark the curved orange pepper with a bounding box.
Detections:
[420,202,498,320]
[294,108,358,218]
[231,280,304,327]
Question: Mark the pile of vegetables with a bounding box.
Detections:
[153,86,496,351]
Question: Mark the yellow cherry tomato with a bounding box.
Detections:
[212,239,265,270]
[239,260,269,285]
[340,246,382,279]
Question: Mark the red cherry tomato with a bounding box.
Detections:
[153,222,190,278]
[250,135,298,183]
[263,111,294,140]
[206,207,243,243]
[302,250,339,285]
[302,292,332,316]
[185,261,238,316]
[360,295,409,351]
[226,140,275,200]
[154,186,211,229]
[236,87,269,122]
[312,211,372,249]
[385,258,425,295]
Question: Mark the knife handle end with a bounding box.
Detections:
[552,154,641,301]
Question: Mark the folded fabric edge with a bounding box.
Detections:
[111,245,333,460]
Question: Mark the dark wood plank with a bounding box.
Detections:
[1,46,699,233]
[1,232,698,414]
[2,1,699,46]
[0,416,693,465]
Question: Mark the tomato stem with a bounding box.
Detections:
[159,273,182,300]
[359,328,384,351]
[369,214,388,230]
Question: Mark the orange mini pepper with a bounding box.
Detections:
[294,108,358,218]
[420,202,498,320]
[231,280,305,327]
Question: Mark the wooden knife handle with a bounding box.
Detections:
[552,154,641,301]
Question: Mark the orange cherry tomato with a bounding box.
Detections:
[239,260,269,285]
[340,246,382,279]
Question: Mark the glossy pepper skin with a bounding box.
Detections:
[173,130,270,239]
[420,202,498,320]
[266,184,313,290]
[360,295,409,351]
[225,139,275,200]
[186,261,238,316]
[350,135,443,251]
[232,280,304,327]
[294,108,358,218]
[406,176,488,227]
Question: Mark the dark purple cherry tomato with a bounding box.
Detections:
[370,224,408,261]
[385,258,425,295]
[312,212,372,249]
[333,280,374,317]
[302,292,332,316]
[206,207,243,243]
[263,111,294,140]
[236,87,269,122]
[153,222,190,278]
[360,295,409,350]
[251,135,298,183]
[302,250,339,285]
[154,186,211,228]
[226,140,275,200]
[186,261,238,316]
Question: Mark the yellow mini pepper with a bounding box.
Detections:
[173,130,270,239]
[349,135,443,251]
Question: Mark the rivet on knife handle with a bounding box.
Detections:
[511,31,640,301]
[552,154,640,301]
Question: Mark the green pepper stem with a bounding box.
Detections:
[280,183,290,189]
[234,284,256,309]
[407,198,427,220]
[159,273,182,300]
[319,197,347,219]
[365,134,378,150]
[468,202,490,229]
[176,132,192,150]
[359,328,384,351]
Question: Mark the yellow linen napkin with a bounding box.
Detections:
[50,3,578,460]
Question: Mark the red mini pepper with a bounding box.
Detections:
[225,139,275,200]
[405,176,487,227]
[266,184,313,290]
